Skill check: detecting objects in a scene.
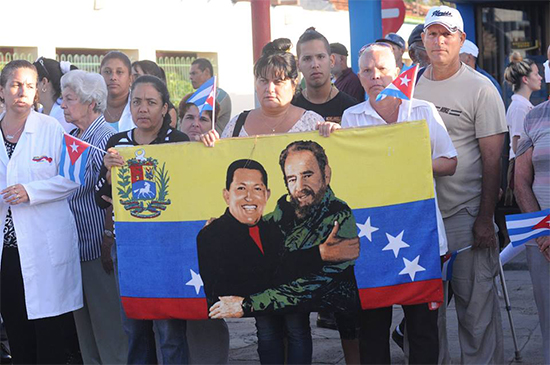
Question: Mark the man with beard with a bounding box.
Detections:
[210,141,359,316]
[200,157,358,364]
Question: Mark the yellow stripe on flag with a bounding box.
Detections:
[113,121,433,223]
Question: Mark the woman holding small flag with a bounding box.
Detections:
[95,75,190,364]
[0,60,82,364]
[60,70,128,364]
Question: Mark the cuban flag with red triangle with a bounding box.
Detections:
[506,209,550,247]
[376,64,419,102]
[187,76,217,116]
[59,134,91,186]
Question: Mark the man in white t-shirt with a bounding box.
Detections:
[320,42,457,364]
[415,6,507,364]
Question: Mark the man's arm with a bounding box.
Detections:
[473,133,505,249]
[432,156,457,177]
[514,147,539,213]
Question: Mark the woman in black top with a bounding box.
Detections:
[94,75,190,364]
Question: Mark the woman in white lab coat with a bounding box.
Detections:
[0,60,82,364]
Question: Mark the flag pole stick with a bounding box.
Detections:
[408,65,419,119]
[64,133,107,154]
[498,257,522,361]
[211,76,217,132]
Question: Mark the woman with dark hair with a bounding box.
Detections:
[33,57,78,132]
[177,92,220,140]
[100,51,135,132]
[95,75,190,364]
[0,60,81,364]
[204,38,323,143]
[131,60,178,128]
[200,38,325,364]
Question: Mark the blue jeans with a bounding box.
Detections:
[113,245,188,364]
[254,313,312,364]
[119,311,188,365]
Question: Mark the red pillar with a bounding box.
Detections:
[251,0,271,63]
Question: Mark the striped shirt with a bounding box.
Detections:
[68,115,115,261]
[516,100,550,211]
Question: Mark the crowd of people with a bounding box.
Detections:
[0,4,548,365]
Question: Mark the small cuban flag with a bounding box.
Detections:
[376,64,419,102]
[441,245,471,282]
[441,251,457,282]
[187,76,217,116]
[506,209,550,247]
[59,134,91,186]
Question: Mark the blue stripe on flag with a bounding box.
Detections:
[354,198,441,289]
[78,147,90,186]
[116,220,206,299]
[376,88,409,101]
[509,231,549,247]
[59,138,67,178]
[68,156,76,182]
[506,209,550,221]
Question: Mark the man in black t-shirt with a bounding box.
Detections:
[291,26,360,365]
[292,27,358,125]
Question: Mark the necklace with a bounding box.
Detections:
[304,85,334,104]
[105,106,123,122]
[261,108,290,133]
[2,122,25,140]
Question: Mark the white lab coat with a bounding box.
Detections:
[0,110,83,319]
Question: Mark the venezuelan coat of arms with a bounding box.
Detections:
[117,149,171,219]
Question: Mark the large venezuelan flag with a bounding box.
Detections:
[112,121,442,319]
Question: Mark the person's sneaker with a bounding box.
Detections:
[391,327,404,351]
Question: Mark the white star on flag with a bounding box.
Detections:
[400,75,410,86]
[357,217,379,242]
[382,230,410,258]
[70,142,79,153]
[186,269,204,294]
[399,255,426,281]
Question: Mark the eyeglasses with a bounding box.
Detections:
[358,42,393,57]
[35,57,50,79]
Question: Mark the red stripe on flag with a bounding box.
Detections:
[358,279,443,309]
[121,297,209,320]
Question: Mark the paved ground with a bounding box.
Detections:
[227,253,545,364]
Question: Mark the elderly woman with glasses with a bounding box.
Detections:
[60,70,128,364]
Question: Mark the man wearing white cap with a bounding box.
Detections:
[415,5,507,364]
[459,39,503,96]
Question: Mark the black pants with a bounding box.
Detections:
[359,304,438,364]
[1,247,72,364]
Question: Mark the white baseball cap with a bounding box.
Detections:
[424,6,464,33]
[460,40,479,58]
